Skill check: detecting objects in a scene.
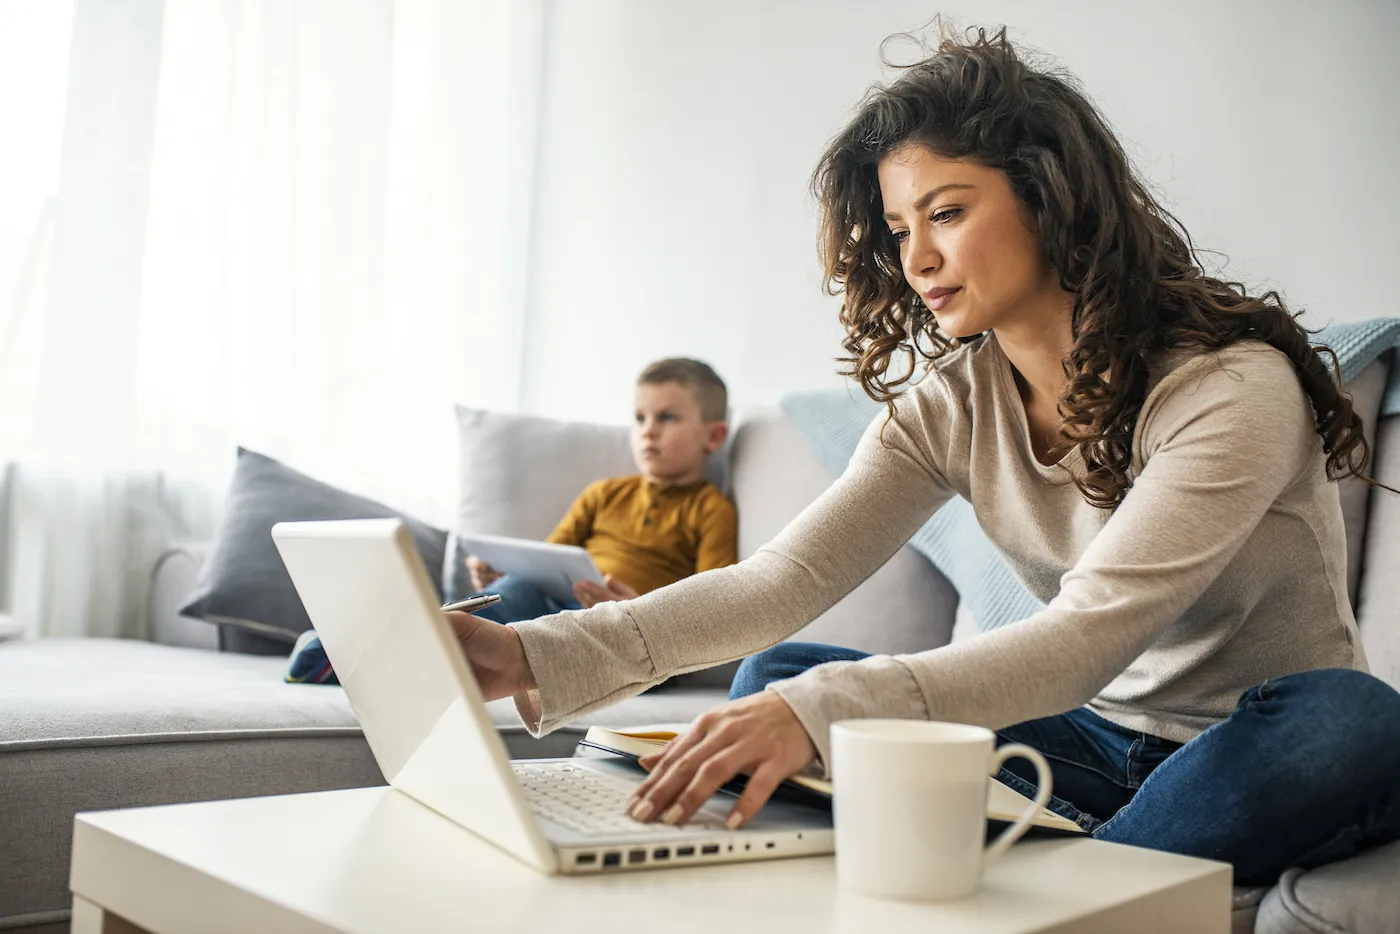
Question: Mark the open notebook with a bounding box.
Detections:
[579,725,1086,836]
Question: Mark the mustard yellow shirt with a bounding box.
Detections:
[546,476,738,596]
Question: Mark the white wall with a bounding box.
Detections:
[521,0,1400,422]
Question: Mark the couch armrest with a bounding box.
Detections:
[148,543,217,650]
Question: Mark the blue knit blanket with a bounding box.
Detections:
[780,318,1400,632]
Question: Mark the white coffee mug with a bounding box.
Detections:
[830,719,1054,901]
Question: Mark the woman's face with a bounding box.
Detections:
[877,143,1062,339]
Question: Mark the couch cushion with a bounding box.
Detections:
[1254,840,1400,933]
[729,408,960,654]
[0,638,725,929]
[450,404,731,545]
[0,639,363,744]
[1232,886,1266,934]
[1339,357,1389,607]
[148,545,218,651]
[180,448,449,655]
[0,639,723,747]
[1357,411,1400,690]
[451,406,637,548]
[0,639,381,930]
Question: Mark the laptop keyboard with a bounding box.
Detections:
[512,762,725,837]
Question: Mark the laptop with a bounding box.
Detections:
[271,518,834,875]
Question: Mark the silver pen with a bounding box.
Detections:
[440,593,503,613]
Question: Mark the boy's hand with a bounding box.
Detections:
[574,574,639,609]
[466,555,502,592]
[444,611,536,699]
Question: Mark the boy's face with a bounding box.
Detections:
[631,381,727,486]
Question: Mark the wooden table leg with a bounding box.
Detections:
[71,896,155,934]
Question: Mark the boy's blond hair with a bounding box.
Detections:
[637,358,727,422]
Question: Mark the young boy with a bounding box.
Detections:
[285,358,737,684]
[468,357,737,622]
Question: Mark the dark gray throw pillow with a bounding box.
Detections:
[180,448,448,655]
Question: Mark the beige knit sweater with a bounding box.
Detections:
[512,334,1365,770]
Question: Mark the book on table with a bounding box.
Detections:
[578,725,1086,837]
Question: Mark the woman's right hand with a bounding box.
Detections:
[466,555,502,592]
[445,611,536,700]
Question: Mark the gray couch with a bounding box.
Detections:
[2,355,1398,934]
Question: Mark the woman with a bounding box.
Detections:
[453,27,1400,885]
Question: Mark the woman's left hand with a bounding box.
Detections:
[626,690,817,829]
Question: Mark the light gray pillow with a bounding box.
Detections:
[181,448,448,655]
[452,407,638,546]
[1337,355,1389,607]
[449,405,737,688]
[450,405,731,541]
[1357,409,1400,687]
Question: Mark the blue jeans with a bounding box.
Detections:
[730,642,1400,886]
[471,575,581,624]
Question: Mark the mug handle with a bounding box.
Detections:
[982,743,1053,869]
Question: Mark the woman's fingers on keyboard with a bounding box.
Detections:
[629,724,709,815]
[669,745,756,828]
[727,762,788,830]
[630,692,818,829]
[638,736,742,826]
[632,728,728,817]
[628,719,742,824]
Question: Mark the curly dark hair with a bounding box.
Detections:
[813,24,1385,509]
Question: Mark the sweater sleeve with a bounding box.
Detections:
[770,346,1321,771]
[510,380,959,735]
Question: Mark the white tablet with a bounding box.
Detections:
[458,532,606,604]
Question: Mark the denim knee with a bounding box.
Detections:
[729,642,871,701]
[1254,668,1400,765]
[1256,667,1400,718]
[474,575,558,624]
[729,647,792,700]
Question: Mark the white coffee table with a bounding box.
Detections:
[70,786,1231,934]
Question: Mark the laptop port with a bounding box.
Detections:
[676,846,695,857]
[602,852,621,868]
[628,849,647,864]
[765,842,776,849]
[652,848,671,860]
[701,844,720,856]
[575,853,597,866]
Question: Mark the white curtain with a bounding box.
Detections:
[0,0,543,639]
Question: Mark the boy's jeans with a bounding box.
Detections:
[472,575,582,624]
[730,642,1400,887]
